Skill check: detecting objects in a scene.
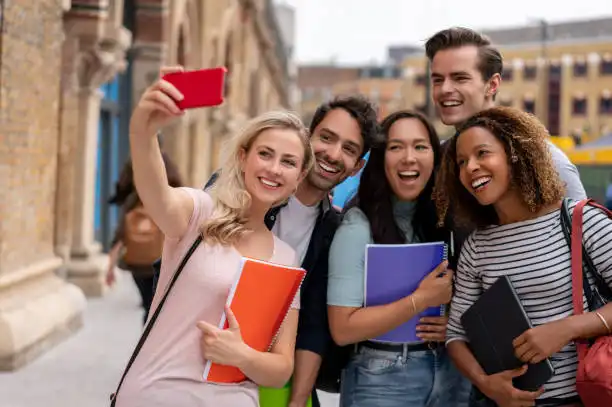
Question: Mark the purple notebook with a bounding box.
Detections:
[364,242,447,344]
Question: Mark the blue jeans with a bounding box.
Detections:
[339,345,471,407]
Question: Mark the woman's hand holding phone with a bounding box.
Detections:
[130,66,186,140]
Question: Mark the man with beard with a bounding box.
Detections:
[152,95,378,407]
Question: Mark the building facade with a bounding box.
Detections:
[297,64,403,124]
[0,0,290,371]
[297,65,361,124]
[400,17,612,140]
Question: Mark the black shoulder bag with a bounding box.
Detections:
[109,235,203,406]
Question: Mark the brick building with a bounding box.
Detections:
[297,64,403,123]
[0,0,290,370]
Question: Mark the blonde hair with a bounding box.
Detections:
[202,110,313,245]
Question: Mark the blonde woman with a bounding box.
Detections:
[113,66,314,407]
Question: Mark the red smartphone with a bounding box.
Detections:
[162,67,227,110]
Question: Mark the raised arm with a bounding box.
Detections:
[129,66,193,239]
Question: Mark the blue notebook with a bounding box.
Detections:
[364,242,447,344]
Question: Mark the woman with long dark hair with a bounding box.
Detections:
[327,110,471,406]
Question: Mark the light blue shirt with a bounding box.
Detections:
[327,200,417,307]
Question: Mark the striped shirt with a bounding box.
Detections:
[446,201,612,400]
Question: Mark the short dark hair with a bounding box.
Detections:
[355,110,447,244]
[425,27,503,82]
[309,95,378,159]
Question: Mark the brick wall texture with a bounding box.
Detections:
[0,0,65,273]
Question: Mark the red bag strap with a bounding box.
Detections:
[570,198,611,360]
[570,199,589,316]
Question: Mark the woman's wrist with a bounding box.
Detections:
[410,292,425,313]
[234,342,256,371]
[564,312,610,340]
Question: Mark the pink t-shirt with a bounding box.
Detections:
[115,188,299,407]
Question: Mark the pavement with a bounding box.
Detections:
[0,270,339,407]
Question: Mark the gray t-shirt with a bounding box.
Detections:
[547,140,586,200]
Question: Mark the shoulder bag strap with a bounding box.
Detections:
[109,235,203,406]
[568,199,590,362]
[560,199,595,308]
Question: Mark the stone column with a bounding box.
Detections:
[64,86,109,296]
[63,19,132,296]
[54,35,80,265]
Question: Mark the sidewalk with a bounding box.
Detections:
[0,271,339,407]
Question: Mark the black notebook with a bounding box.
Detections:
[460,275,555,391]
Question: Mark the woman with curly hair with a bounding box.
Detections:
[435,106,612,407]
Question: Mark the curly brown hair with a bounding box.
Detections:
[434,106,565,229]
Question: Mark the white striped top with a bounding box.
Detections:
[446,201,612,400]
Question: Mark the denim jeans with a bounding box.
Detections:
[339,345,471,407]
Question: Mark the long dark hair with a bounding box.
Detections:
[354,110,446,244]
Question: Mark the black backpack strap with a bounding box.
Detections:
[109,235,203,406]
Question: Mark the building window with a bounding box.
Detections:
[362,67,385,78]
[572,98,587,115]
[415,74,426,86]
[601,96,612,115]
[601,60,612,75]
[550,64,562,77]
[524,65,537,80]
[523,100,535,114]
[502,68,513,81]
[573,62,588,77]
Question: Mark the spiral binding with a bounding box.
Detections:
[266,269,307,351]
[440,243,449,316]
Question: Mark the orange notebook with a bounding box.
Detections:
[202,257,306,384]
